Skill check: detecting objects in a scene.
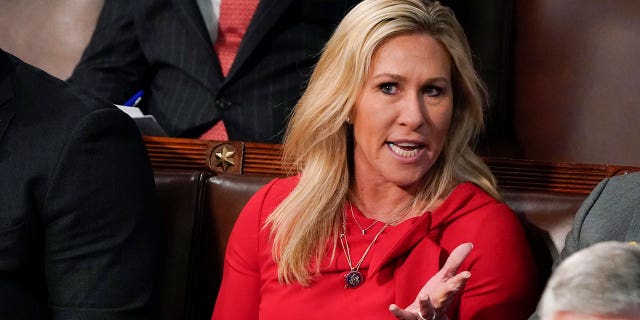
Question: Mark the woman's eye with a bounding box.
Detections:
[379,83,398,95]
[424,86,443,97]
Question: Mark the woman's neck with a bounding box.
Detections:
[349,177,451,223]
[349,182,419,223]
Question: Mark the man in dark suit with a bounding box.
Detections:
[69,0,359,142]
[529,171,640,319]
[0,49,157,318]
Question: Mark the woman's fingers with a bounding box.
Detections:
[419,297,436,319]
[389,303,417,319]
[439,243,473,278]
[390,243,473,319]
[388,296,438,320]
[430,271,471,306]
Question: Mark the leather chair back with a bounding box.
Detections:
[503,190,586,280]
[154,170,214,320]
[200,173,586,297]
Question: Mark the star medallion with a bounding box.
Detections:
[214,145,236,172]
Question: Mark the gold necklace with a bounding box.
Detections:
[349,202,379,235]
[340,215,388,289]
[339,200,415,289]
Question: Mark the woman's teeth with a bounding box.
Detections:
[388,142,421,157]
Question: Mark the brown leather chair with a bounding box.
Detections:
[502,190,586,281]
[154,170,215,320]
[205,174,275,298]
[154,169,275,320]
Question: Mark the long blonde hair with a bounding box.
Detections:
[266,0,498,286]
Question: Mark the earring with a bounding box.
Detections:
[345,117,351,124]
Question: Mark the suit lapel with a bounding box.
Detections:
[225,0,295,80]
[173,0,213,47]
[0,52,15,144]
[172,0,223,80]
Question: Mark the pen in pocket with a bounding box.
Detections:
[123,90,144,107]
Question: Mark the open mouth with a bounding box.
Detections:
[387,142,425,158]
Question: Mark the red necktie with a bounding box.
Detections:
[200,0,259,141]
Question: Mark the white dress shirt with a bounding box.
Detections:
[196,0,221,43]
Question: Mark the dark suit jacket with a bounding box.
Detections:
[69,0,359,142]
[529,171,640,320]
[0,50,157,319]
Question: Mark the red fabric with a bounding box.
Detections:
[200,121,229,140]
[214,0,258,76]
[212,177,540,320]
[201,0,259,140]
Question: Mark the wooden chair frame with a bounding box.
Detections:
[144,136,639,195]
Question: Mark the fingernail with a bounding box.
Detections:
[389,304,397,311]
[462,271,471,278]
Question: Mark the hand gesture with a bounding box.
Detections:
[388,243,473,320]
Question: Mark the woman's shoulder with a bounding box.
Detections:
[432,181,522,234]
[243,175,300,215]
[438,182,525,238]
[440,182,511,215]
[259,175,300,199]
[231,175,301,235]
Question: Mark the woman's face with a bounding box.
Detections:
[352,33,453,191]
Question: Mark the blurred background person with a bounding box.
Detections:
[0,48,158,319]
[557,172,640,262]
[212,1,538,319]
[69,0,359,142]
[530,172,640,320]
[539,241,640,320]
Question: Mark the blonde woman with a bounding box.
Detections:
[212,1,538,319]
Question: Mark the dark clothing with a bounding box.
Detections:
[69,0,358,142]
[0,49,157,319]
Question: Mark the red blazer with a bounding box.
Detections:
[213,177,539,320]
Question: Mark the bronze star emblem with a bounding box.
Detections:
[214,145,236,172]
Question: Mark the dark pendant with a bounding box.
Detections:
[344,270,364,289]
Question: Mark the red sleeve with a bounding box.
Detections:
[446,203,540,320]
[211,178,280,320]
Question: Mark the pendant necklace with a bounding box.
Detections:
[339,215,389,289]
[339,200,415,289]
[349,202,379,235]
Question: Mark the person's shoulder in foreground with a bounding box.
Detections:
[0,49,158,319]
[529,172,640,320]
[560,171,640,257]
[538,241,640,320]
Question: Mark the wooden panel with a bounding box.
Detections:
[487,158,635,194]
[512,0,640,166]
[144,136,640,195]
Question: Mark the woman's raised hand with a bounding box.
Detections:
[388,243,473,320]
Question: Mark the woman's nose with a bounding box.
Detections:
[397,94,425,129]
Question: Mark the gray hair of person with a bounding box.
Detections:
[539,241,640,320]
